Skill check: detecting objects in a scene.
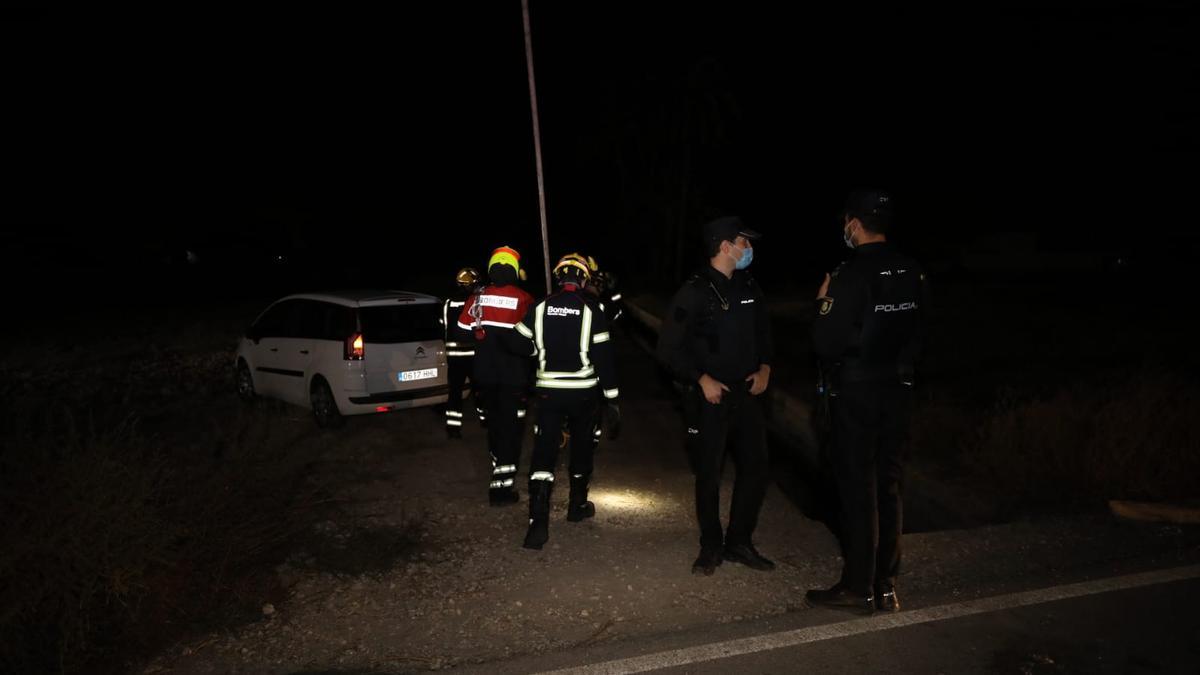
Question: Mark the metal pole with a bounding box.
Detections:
[522,0,553,295]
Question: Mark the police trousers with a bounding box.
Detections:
[530,387,598,481]
[684,384,769,551]
[830,379,911,595]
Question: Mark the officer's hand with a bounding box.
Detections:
[746,364,771,396]
[699,374,730,404]
[817,273,831,299]
[604,401,622,441]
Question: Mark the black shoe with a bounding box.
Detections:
[523,517,549,549]
[691,548,723,576]
[722,543,776,571]
[446,426,462,439]
[566,501,595,522]
[523,479,553,549]
[805,585,874,614]
[566,473,594,522]
[488,487,519,506]
[874,586,900,612]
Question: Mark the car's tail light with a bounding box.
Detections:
[345,333,364,360]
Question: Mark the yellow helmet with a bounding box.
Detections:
[553,253,592,284]
[488,245,527,280]
[455,267,481,288]
[559,251,597,273]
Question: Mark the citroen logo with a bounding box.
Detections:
[415,347,427,359]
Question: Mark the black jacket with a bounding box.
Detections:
[506,286,619,399]
[656,266,773,386]
[812,242,926,383]
[442,291,476,357]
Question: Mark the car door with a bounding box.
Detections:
[253,300,308,403]
[273,300,318,407]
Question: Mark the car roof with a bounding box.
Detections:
[281,290,440,307]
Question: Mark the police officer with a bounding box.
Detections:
[656,216,775,575]
[806,189,925,614]
[457,246,535,506]
[443,267,482,439]
[506,254,620,550]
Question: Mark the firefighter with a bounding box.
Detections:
[457,246,535,506]
[443,267,482,439]
[505,254,620,549]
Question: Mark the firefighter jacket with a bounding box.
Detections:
[443,290,476,357]
[505,285,619,400]
[457,282,535,387]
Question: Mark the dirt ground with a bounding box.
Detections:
[141,342,847,674]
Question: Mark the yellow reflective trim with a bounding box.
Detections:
[537,378,599,389]
[593,331,610,343]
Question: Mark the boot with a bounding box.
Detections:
[566,473,595,522]
[523,479,553,549]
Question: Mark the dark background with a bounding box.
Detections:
[2,2,1197,305]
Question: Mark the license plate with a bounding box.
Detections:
[399,368,437,382]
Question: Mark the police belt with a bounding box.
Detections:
[833,360,911,386]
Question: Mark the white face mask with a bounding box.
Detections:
[843,221,857,249]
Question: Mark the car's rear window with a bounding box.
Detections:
[359,303,442,344]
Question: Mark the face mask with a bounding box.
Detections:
[726,241,754,270]
[843,222,857,249]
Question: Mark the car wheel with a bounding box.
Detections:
[310,378,344,429]
[236,361,256,401]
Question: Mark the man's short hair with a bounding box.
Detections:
[845,189,893,234]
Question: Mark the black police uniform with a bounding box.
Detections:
[442,290,482,435]
[506,284,619,549]
[812,241,925,600]
[657,264,774,557]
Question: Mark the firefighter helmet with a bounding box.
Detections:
[553,253,592,285]
[489,245,527,281]
[455,267,481,289]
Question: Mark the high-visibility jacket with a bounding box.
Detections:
[442,291,476,357]
[457,283,535,387]
[507,286,619,400]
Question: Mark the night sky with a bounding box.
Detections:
[3,3,1197,301]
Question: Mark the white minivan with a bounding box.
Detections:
[235,290,449,427]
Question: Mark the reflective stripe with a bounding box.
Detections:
[517,409,527,419]
[593,332,610,344]
[531,471,555,482]
[456,321,474,331]
[593,428,603,437]
[580,305,593,367]
[537,378,599,389]
[493,464,517,475]
[489,478,514,488]
[446,410,464,418]
[515,322,534,338]
[572,473,585,479]
[446,419,463,427]
[603,387,620,399]
[448,350,476,357]
[534,303,547,374]
[610,293,622,302]
[533,424,540,435]
[448,301,466,308]
[538,366,595,379]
